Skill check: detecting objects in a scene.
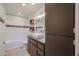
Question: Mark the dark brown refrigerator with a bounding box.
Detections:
[45,3,75,56]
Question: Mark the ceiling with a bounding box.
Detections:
[3,3,45,18]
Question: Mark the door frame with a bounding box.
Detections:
[75,3,79,56]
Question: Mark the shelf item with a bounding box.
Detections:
[29,27,35,32]
[30,19,35,25]
[29,19,36,32]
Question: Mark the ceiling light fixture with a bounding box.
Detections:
[31,3,35,5]
[18,12,21,15]
[22,3,26,6]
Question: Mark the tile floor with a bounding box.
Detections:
[4,45,30,56]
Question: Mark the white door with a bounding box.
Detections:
[0,22,5,56]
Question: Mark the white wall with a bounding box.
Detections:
[0,4,7,55]
[0,4,7,23]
